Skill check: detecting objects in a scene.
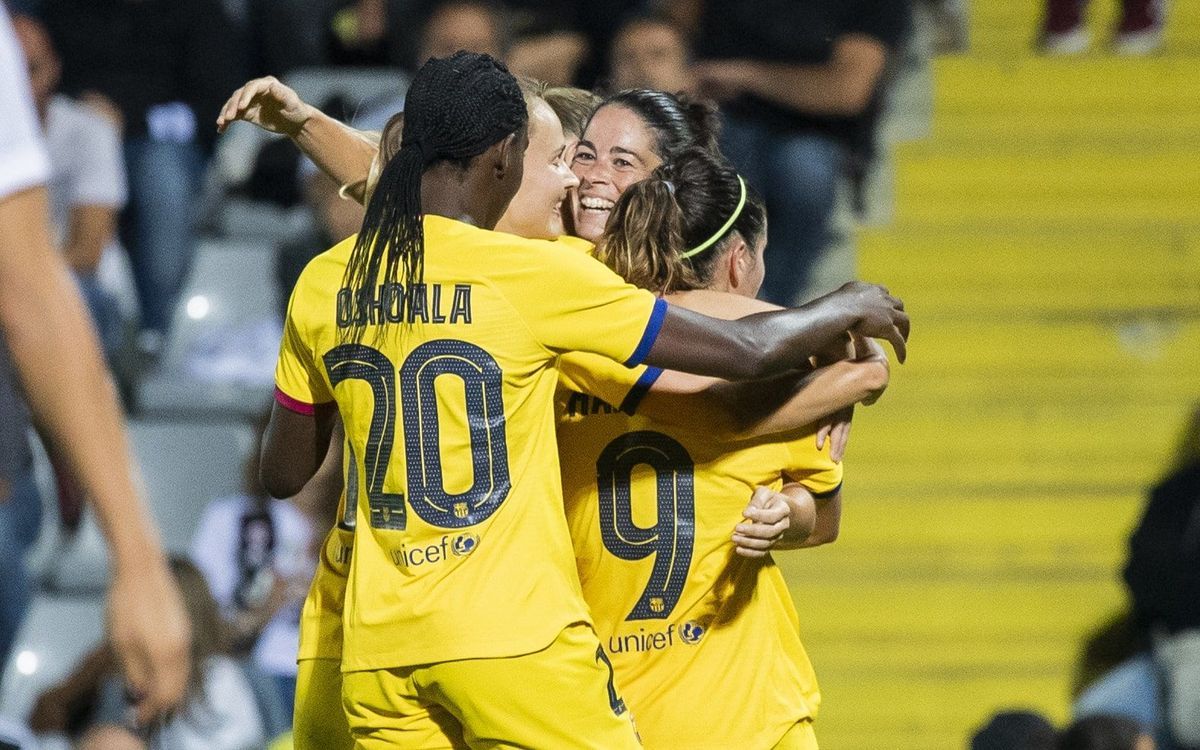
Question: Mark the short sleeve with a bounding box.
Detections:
[842,0,912,49]
[67,108,127,208]
[274,288,334,413]
[518,244,667,367]
[782,435,844,498]
[0,10,50,200]
[557,353,663,415]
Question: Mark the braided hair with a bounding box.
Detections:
[341,51,528,341]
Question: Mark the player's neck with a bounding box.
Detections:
[419,163,505,231]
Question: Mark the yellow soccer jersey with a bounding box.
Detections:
[556,383,843,750]
[277,217,667,671]
[291,232,656,666]
[296,494,353,661]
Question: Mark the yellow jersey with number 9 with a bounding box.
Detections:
[276,216,666,672]
[556,380,843,750]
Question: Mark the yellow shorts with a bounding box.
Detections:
[342,622,642,750]
[772,720,818,750]
[294,657,353,750]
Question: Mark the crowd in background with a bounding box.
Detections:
[0,0,1190,748]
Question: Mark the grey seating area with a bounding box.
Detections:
[0,595,105,729]
[137,239,280,419]
[33,418,255,595]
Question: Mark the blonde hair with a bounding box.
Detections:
[543,86,601,139]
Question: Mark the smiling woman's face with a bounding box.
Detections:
[495,98,578,240]
[569,104,663,242]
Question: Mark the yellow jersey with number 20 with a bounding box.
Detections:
[276,216,666,673]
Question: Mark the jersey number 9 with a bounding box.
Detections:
[597,431,695,621]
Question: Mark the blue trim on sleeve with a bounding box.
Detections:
[812,482,843,500]
[619,367,664,415]
[623,298,669,367]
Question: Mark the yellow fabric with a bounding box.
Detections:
[342,623,641,750]
[293,658,353,750]
[773,720,819,750]
[292,230,651,666]
[556,391,842,750]
[276,216,662,671]
[266,732,294,750]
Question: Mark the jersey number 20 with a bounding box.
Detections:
[324,340,511,531]
[597,430,695,620]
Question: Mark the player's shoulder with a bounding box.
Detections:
[666,289,782,321]
[294,235,355,294]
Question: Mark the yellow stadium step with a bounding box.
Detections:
[807,0,1200,744]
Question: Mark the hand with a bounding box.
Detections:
[831,281,909,363]
[692,60,757,101]
[216,76,315,137]
[732,486,791,558]
[107,558,191,726]
[816,406,853,462]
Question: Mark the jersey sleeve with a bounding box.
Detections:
[517,244,668,367]
[274,286,333,413]
[557,352,663,415]
[781,434,843,498]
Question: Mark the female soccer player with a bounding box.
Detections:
[249,52,905,749]
[561,148,872,749]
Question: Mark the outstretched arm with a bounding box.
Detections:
[216,76,378,201]
[644,281,908,380]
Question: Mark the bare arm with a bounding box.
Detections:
[261,400,338,499]
[643,280,907,381]
[0,187,188,724]
[784,488,842,549]
[216,77,378,201]
[62,203,118,274]
[693,35,889,117]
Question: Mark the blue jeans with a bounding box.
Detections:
[719,115,843,307]
[120,137,203,335]
[76,273,123,361]
[0,469,43,667]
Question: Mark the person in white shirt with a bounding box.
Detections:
[0,5,188,724]
[190,412,316,715]
[13,13,128,359]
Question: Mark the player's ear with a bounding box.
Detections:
[495,126,527,181]
[727,234,751,290]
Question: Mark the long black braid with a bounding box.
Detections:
[341,51,528,342]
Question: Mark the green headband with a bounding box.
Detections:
[679,176,747,259]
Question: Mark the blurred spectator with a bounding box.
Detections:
[40,0,242,361]
[189,412,317,715]
[970,710,1058,750]
[1059,715,1156,750]
[1039,0,1165,56]
[607,13,691,93]
[12,14,126,361]
[276,172,366,316]
[1124,405,1200,749]
[30,558,267,750]
[0,344,39,670]
[688,0,912,306]
[1071,610,1160,733]
[418,0,507,63]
